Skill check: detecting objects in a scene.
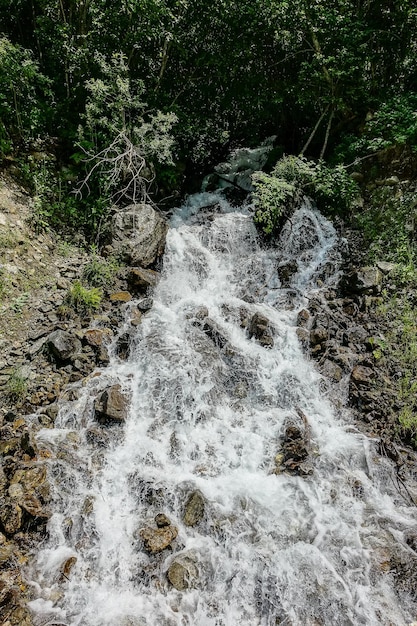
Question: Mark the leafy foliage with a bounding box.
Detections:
[0,37,51,153]
[66,280,102,315]
[252,156,359,236]
[252,172,297,236]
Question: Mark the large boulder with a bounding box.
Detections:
[47,330,82,362]
[111,203,168,267]
[94,384,129,423]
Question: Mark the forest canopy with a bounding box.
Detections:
[0,0,416,231]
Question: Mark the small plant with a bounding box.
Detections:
[66,280,102,315]
[6,367,28,400]
[82,254,120,288]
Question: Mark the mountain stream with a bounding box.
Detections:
[29,192,417,626]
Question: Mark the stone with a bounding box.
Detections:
[297,309,310,327]
[248,312,274,348]
[130,309,142,327]
[139,524,178,553]
[60,556,77,580]
[321,359,343,382]
[351,365,375,386]
[111,203,168,267]
[0,499,22,534]
[343,266,383,295]
[167,554,198,591]
[128,267,160,294]
[94,385,129,423]
[47,330,82,362]
[309,328,328,346]
[137,297,153,312]
[183,490,205,527]
[155,513,171,528]
[84,328,113,347]
[278,260,298,286]
[376,261,396,275]
[275,409,312,476]
[109,291,132,303]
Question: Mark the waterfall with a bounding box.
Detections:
[29,192,417,626]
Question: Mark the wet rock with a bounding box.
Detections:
[278,260,298,286]
[155,513,171,528]
[297,309,310,328]
[275,409,312,476]
[94,385,129,423]
[199,318,228,349]
[321,359,343,382]
[186,306,208,320]
[167,553,198,590]
[296,328,310,348]
[128,267,160,294]
[139,523,178,553]
[111,203,168,267]
[84,328,113,348]
[115,332,132,361]
[309,328,328,346]
[60,556,77,580]
[248,312,274,348]
[183,490,205,527]
[130,309,142,327]
[137,297,153,312]
[47,330,82,362]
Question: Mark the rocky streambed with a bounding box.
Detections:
[1,173,417,624]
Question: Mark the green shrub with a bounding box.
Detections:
[252,171,297,235]
[82,254,120,288]
[252,155,359,236]
[6,367,28,400]
[66,280,102,315]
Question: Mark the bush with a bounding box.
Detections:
[252,171,298,235]
[252,155,359,236]
[6,367,28,400]
[66,280,102,315]
[82,255,119,288]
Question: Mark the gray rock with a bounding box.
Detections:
[248,312,274,348]
[167,554,198,590]
[47,330,81,362]
[183,490,205,527]
[94,384,129,423]
[111,203,168,267]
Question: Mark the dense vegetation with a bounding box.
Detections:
[0,0,416,234]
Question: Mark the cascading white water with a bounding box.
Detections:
[29,192,417,626]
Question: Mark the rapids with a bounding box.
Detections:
[29,192,417,626]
